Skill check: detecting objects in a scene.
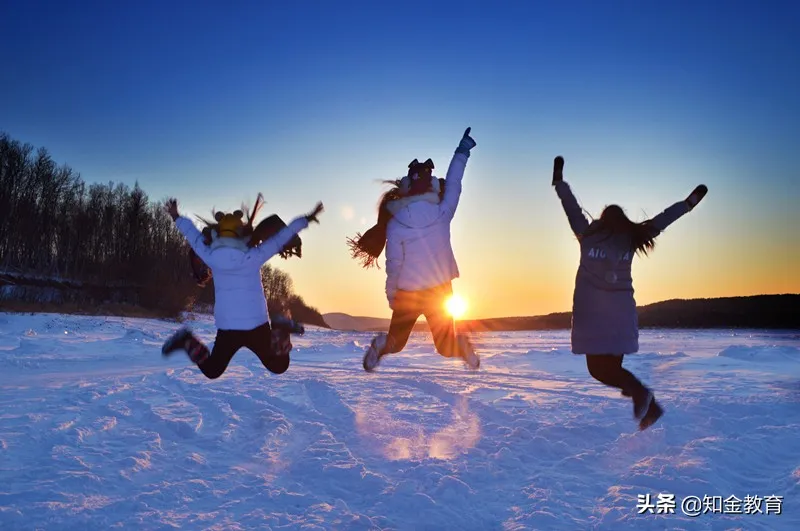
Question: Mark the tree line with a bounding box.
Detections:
[0,131,328,327]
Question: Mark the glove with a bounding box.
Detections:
[305,202,324,223]
[455,127,476,156]
[165,198,179,221]
[552,156,564,185]
[685,185,708,211]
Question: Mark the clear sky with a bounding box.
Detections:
[2,0,798,319]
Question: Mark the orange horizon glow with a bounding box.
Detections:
[273,209,799,321]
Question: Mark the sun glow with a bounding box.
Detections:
[445,294,468,319]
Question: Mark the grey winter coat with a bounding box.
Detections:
[554,181,690,354]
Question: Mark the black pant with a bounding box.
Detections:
[199,322,289,379]
[585,354,648,396]
[383,282,460,358]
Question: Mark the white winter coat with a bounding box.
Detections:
[384,152,468,307]
[175,215,309,331]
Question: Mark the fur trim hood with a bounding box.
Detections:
[209,230,250,253]
[386,189,442,229]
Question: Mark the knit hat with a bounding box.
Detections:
[399,158,435,196]
[215,210,245,238]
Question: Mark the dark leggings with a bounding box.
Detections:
[383,282,460,358]
[191,322,289,379]
[585,354,648,396]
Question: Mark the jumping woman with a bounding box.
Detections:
[347,127,480,372]
[161,197,324,379]
[188,193,303,287]
[552,155,708,430]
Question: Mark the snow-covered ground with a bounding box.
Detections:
[0,312,798,530]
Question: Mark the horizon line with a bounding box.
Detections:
[323,292,800,321]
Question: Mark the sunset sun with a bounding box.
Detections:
[445,294,468,319]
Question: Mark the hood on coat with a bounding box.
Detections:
[210,230,250,253]
[385,190,442,229]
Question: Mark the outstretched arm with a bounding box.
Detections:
[384,232,404,309]
[439,127,476,220]
[646,202,689,235]
[247,202,323,266]
[646,185,708,235]
[175,216,216,264]
[166,198,216,265]
[552,157,590,237]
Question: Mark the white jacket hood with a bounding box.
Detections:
[386,190,443,229]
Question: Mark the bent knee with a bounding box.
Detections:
[587,366,607,383]
[434,345,457,357]
[434,340,460,358]
[201,367,225,379]
[585,355,618,382]
[384,334,407,354]
[265,356,290,374]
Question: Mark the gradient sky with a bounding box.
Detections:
[2,0,798,319]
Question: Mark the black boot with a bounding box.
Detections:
[162,328,192,357]
[162,328,209,364]
[639,399,664,431]
[271,314,305,335]
[630,386,654,420]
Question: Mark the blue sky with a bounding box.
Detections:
[2,0,798,318]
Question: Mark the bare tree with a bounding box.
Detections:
[261,264,294,313]
[0,131,327,325]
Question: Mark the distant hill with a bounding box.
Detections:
[323,294,800,332]
[321,313,394,332]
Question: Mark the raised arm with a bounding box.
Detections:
[175,216,216,263]
[646,184,708,235]
[384,230,404,309]
[246,202,323,267]
[165,198,216,265]
[439,127,476,220]
[552,157,590,237]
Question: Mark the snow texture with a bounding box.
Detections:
[0,312,798,530]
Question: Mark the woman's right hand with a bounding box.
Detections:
[686,185,708,210]
[306,202,324,223]
[165,198,179,220]
[552,156,564,185]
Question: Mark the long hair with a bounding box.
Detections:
[346,177,446,268]
[241,193,266,239]
[582,204,657,256]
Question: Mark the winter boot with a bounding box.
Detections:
[457,335,480,370]
[630,386,654,420]
[162,328,192,357]
[162,327,209,364]
[271,314,305,335]
[271,328,293,357]
[639,399,664,431]
[363,333,388,372]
